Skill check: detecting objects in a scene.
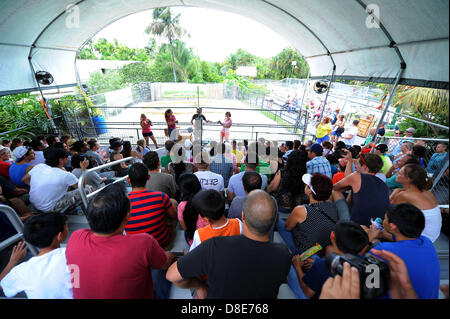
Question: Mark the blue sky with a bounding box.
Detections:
[93,7,291,62]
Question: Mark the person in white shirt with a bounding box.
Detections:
[24,148,90,213]
[193,151,224,194]
[341,120,359,147]
[0,213,73,299]
[29,138,46,166]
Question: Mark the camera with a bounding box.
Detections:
[326,253,390,299]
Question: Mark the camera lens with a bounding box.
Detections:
[325,253,342,276]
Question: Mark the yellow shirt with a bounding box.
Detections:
[232,149,244,164]
[316,123,332,138]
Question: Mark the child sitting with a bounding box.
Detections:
[189,189,243,252]
[0,213,73,299]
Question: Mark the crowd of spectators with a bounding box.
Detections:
[0,129,448,300]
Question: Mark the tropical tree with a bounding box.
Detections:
[269,47,309,79]
[145,7,187,82]
[396,87,449,137]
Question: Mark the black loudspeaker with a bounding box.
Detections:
[313,80,329,94]
[35,71,54,85]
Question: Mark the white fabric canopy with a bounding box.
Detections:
[0,0,448,96]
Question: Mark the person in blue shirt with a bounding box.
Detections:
[288,221,371,299]
[366,203,440,299]
[426,143,448,175]
[391,127,415,158]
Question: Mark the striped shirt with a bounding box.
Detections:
[126,190,173,248]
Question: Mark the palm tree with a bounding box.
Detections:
[145,7,187,82]
[396,87,449,136]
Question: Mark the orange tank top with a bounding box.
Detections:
[198,218,241,243]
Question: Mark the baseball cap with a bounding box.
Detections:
[405,127,416,133]
[376,144,389,153]
[13,146,29,160]
[310,143,323,155]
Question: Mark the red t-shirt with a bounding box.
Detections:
[65,229,167,299]
[0,161,11,180]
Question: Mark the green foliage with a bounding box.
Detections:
[119,62,155,85]
[78,38,149,62]
[268,47,309,79]
[0,93,52,139]
[87,70,127,95]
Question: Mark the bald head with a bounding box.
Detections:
[243,190,277,236]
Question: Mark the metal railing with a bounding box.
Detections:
[0,204,39,256]
[78,157,136,208]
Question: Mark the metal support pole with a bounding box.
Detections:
[28,58,58,133]
[318,65,336,124]
[74,56,97,137]
[294,71,310,132]
[371,67,405,143]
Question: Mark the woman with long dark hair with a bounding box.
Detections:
[121,141,141,160]
[164,109,178,141]
[267,149,309,212]
[391,164,441,242]
[177,173,207,245]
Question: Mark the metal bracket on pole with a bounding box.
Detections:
[294,71,310,133]
[370,67,405,143]
[318,65,336,125]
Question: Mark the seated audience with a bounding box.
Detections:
[306,144,332,179]
[65,183,175,299]
[121,141,141,160]
[135,139,149,159]
[71,154,109,191]
[334,151,389,226]
[109,140,128,177]
[0,146,12,179]
[161,140,175,170]
[125,163,177,251]
[289,221,370,299]
[386,154,420,190]
[29,138,46,166]
[9,146,35,188]
[176,173,207,246]
[143,151,177,199]
[209,143,234,188]
[227,152,268,202]
[268,150,308,212]
[193,151,224,193]
[426,143,448,175]
[373,144,392,175]
[390,164,442,242]
[166,190,291,299]
[25,148,89,213]
[86,139,104,166]
[189,189,242,252]
[278,173,340,255]
[0,213,72,299]
[367,203,440,299]
[228,171,262,219]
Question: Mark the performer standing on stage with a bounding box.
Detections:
[191,108,211,144]
[218,112,232,143]
[165,109,178,141]
[140,113,158,149]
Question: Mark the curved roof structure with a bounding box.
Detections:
[0,0,448,96]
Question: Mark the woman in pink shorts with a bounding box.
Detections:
[218,112,232,143]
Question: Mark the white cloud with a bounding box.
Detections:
[92,7,290,62]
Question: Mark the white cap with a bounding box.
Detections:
[13,146,28,160]
[302,173,316,195]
